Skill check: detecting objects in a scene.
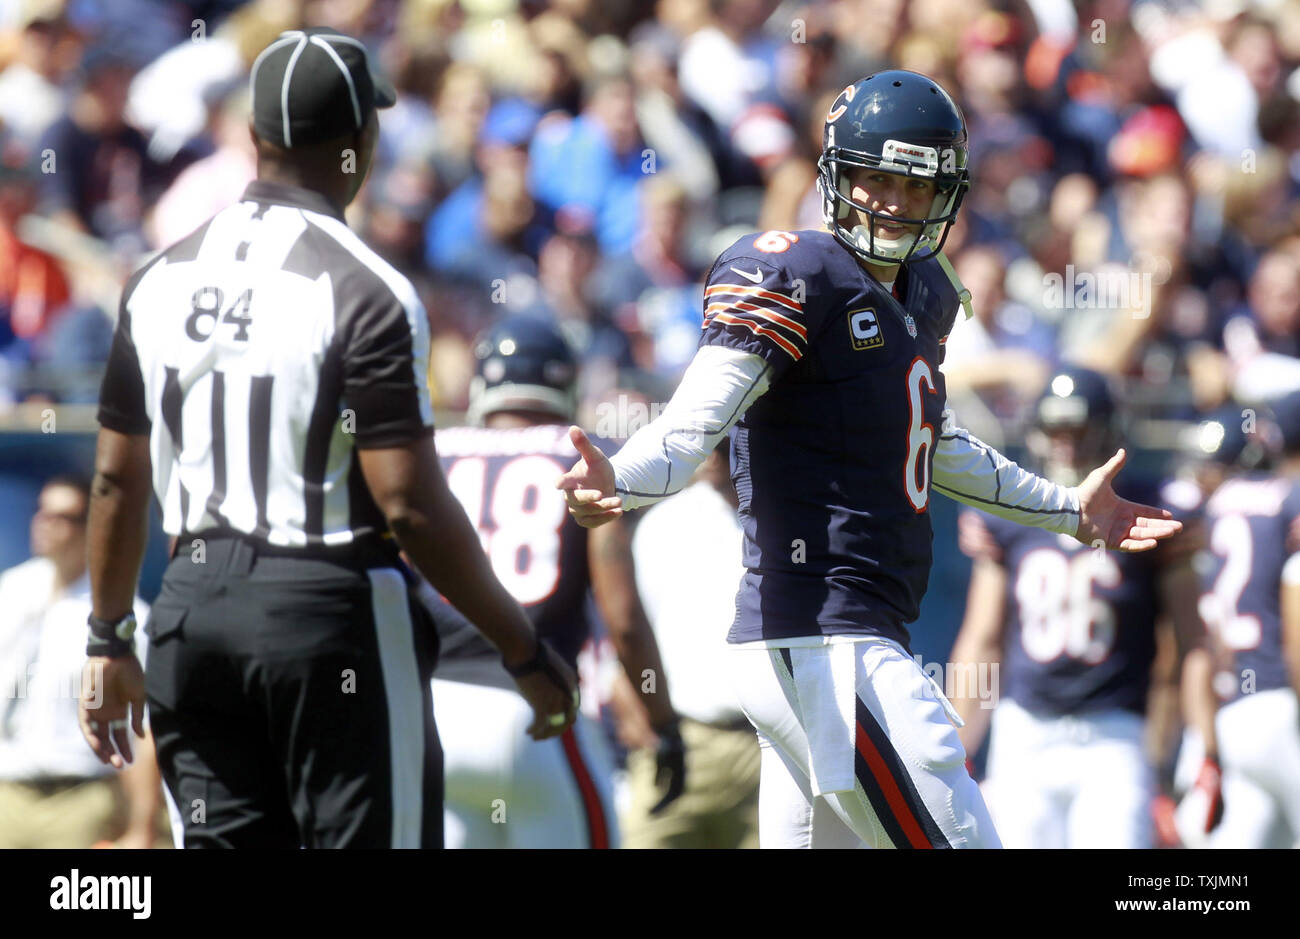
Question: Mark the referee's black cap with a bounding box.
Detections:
[250,28,396,149]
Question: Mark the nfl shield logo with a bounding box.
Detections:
[904,313,917,338]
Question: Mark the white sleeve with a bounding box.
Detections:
[612,345,772,511]
[931,410,1081,536]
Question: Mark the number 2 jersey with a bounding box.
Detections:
[1198,472,1300,697]
[433,423,596,670]
[700,229,966,648]
[961,489,1164,717]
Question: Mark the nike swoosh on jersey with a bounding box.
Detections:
[730,266,765,284]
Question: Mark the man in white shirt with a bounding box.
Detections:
[0,473,160,847]
[621,443,760,848]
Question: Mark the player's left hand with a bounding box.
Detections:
[649,719,687,814]
[78,653,146,769]
[1074,449,1182,552]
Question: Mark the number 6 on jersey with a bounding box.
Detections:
[905,357,938,512]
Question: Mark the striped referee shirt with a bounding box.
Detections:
[97,180,434,547]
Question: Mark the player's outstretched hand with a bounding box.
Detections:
[556,426,622,528]
[1075,448,1182,552]
[78,654,146,769]
[509,640,581,740]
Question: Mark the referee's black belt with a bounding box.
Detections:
[173,527,402,566]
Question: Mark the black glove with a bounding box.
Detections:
[649,719,686,815]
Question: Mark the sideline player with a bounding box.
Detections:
[423,316,683,848]
[1198,391,1300,848]
[948,368,1217,848]
[558,70,1181,848]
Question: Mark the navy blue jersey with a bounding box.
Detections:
[704,230,962,647]
[435,423,595,669]
[1199,472,1300,697]
[963,481,1164,716]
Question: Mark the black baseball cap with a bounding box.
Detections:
[250,28,396,148]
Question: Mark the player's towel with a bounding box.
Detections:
[788,643,860,795]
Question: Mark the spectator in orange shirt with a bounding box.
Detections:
[0,141,69,364]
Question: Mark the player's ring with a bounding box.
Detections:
[108,720,128,730]
[547,713,566,727]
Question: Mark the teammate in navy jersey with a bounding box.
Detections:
[1198,391,1300,847]
[1151,406,1259,847]
[419,316,683,848]
[949,368,1217,848]
[558,70,1181,849]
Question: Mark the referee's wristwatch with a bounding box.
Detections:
[87,612,137,658]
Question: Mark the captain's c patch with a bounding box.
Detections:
[848,308,884,351]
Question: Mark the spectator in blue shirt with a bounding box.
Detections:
[529,75,649,254]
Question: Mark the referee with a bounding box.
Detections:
[76,27,578,848]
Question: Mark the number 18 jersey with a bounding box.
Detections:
[436,423,595,669]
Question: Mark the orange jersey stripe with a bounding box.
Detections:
[705,283,803,313]
[703,301,808,340]
[709,312,803,361]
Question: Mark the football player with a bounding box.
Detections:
[1198,391,1300,848]
[948,368,1216,848]
[422,316,684,848]
[558,70,1181,849]
[1156,406,1258,847]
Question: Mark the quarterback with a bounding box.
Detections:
[558,70,1181,848]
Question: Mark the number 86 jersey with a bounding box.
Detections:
[702,229,963,648]
[961,505,1161,717]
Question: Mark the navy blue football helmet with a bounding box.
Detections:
[818,69,970,266]
[1191,406,1257,468]
[468,316,578,424]
[1270,390,1300,456]
[1027,367,1120,485]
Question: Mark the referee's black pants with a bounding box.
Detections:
[144,533,443,848]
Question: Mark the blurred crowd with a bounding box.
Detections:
[0,0,1297,443]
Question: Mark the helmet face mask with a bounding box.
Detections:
[818,70,970,267]
[1027,422,1114,487]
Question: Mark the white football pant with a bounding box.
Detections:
[1209,688,1300,849]
[432,678,619,849]
[982,697,1152,848]
[727,638,1000,849]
